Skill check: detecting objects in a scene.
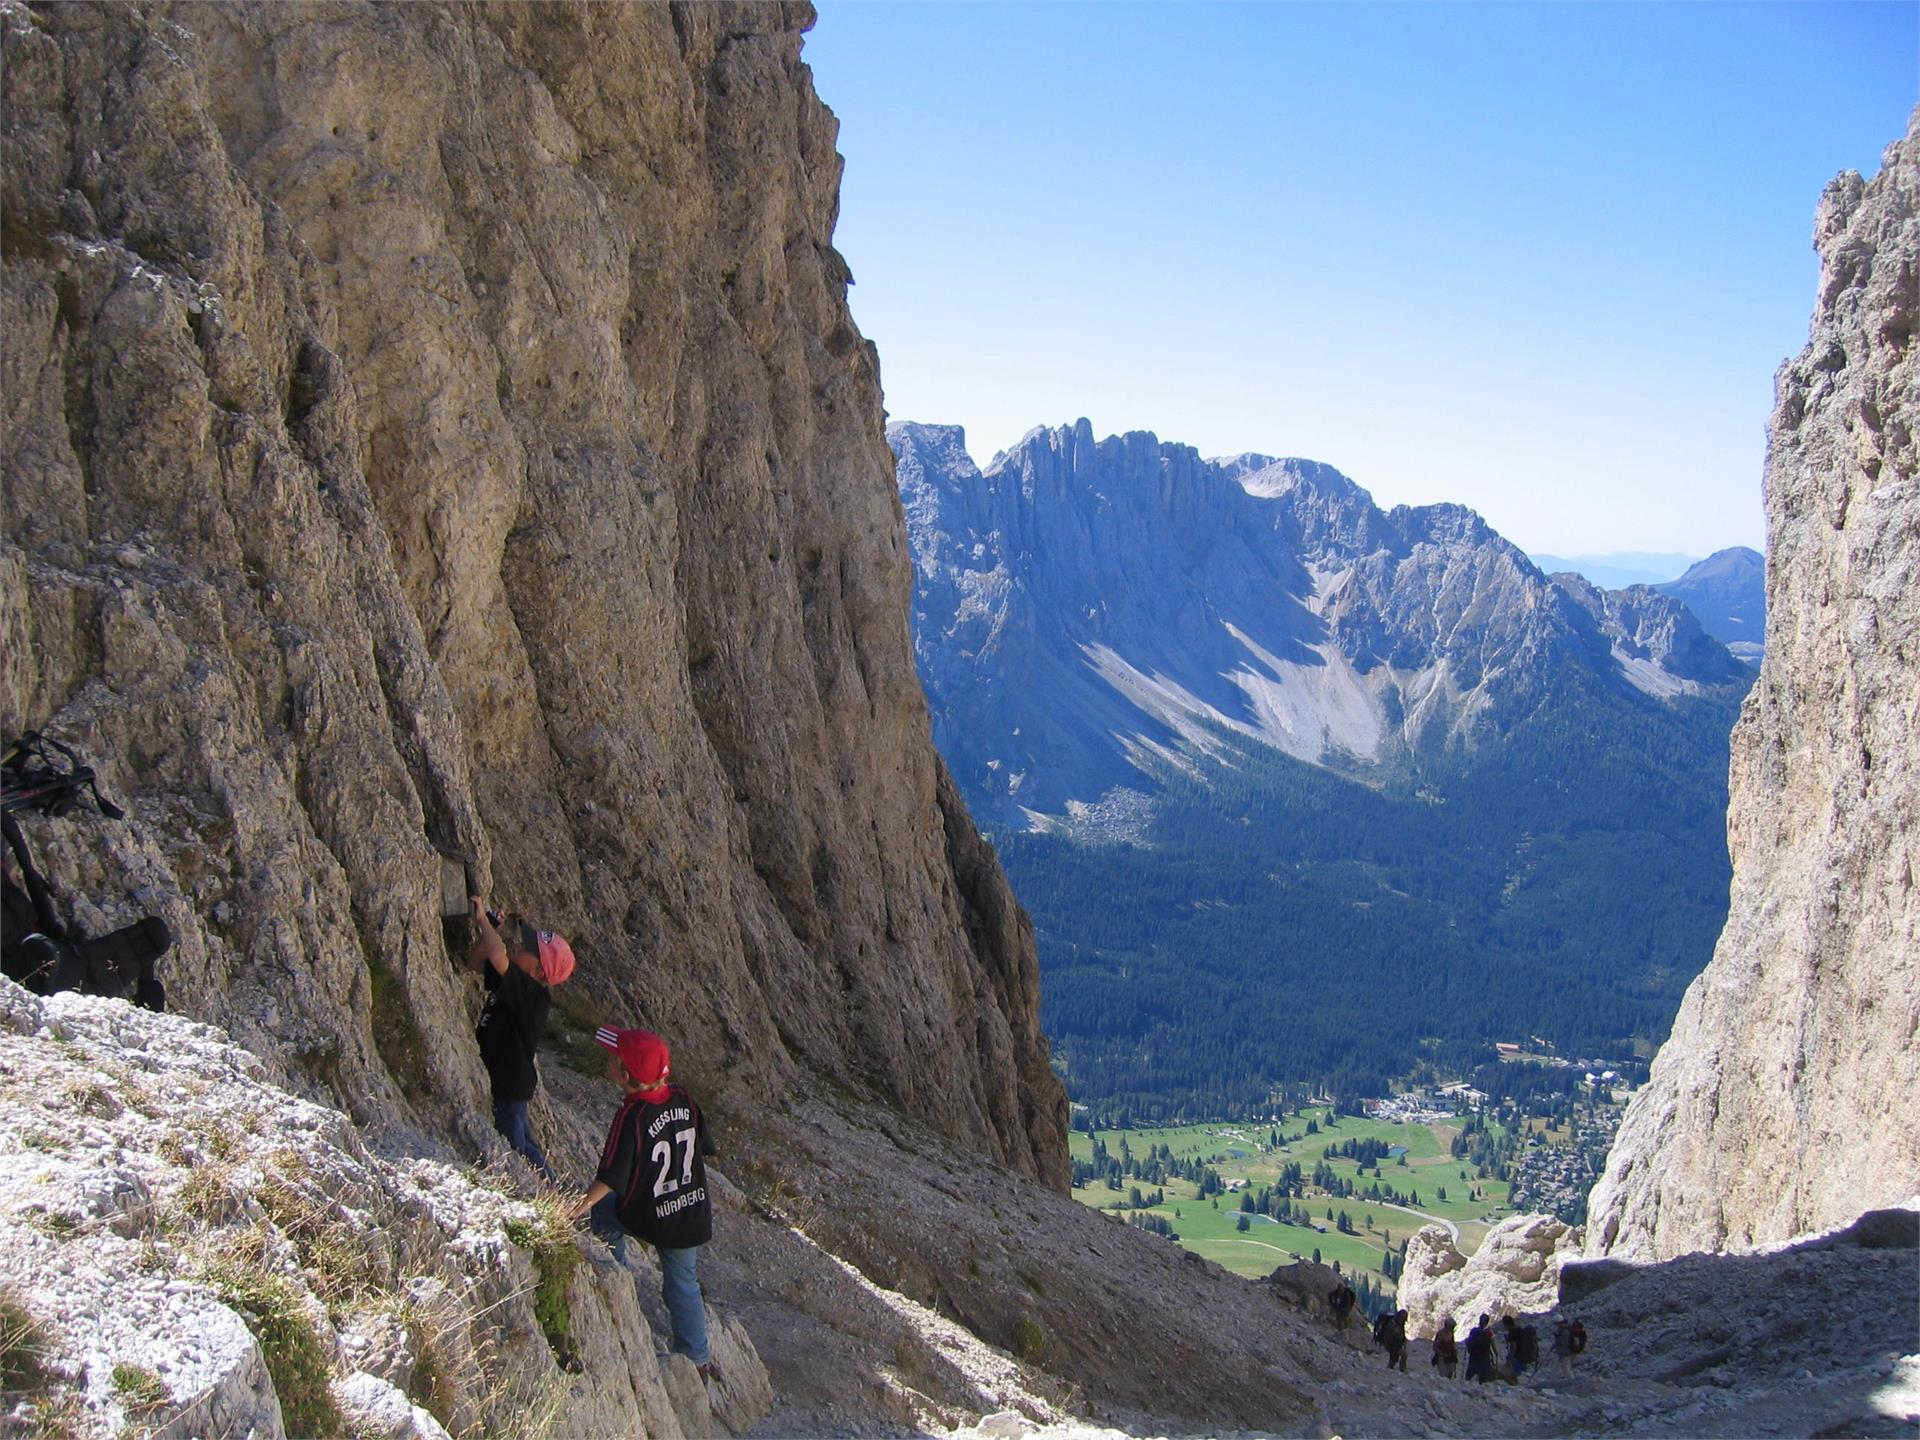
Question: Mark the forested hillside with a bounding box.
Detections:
[1006,678,1742,1120]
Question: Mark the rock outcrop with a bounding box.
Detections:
[1398,1215,1580,1340]
[0,0,1064,1186]
[1587,110,1920,1261]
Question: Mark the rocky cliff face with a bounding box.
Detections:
[1587,112,1919,1261]
[0,0,1064,1184]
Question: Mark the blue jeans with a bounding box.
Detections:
[658,1244,710,1365]
[588,1196,709,1365]
[491,1098,554,1181]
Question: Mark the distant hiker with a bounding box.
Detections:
[1551,1317,1575,1378]
[1500,1315,1539,1381]
[1516,1320,1540,1378]
[572,1027,719,1383]
[1328,1279,1356,1330]
[1431,1315,1459,1379]
[1464,1313,1497,1383]
[1376,1308,1408,1372]
[469,898,575,1180]
[1570,1319,1588,1360]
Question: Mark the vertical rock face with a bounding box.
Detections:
[0,1,1065,1186]
[1587,113,1919,1260]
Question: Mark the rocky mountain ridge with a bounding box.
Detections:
[897,419,1752,1106]
[895,418,1749,827]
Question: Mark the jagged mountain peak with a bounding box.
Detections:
[1209,450,1280,478]
[888,419,977,465]
[892,420,1750,825]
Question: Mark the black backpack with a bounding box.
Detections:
[1517,1325,1540,1364]
[1,733,168,1009]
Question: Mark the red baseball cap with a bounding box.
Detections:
[519,922,575,986]
[595,1026,671,1098]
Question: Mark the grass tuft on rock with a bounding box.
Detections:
[1,1289,53,1394]
[111,1359,169,1416]
[1012,1313,1050,1366]
[504,1195,584,1365]
[367,954,433,1097]
[202,1252,341,1438]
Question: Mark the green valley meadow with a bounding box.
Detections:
[1070,1106,1521,1299]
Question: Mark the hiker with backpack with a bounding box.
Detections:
[1551,1317,1575,1378]
[1430,1315,1459,1379]
[1502,1314,1540,1381]
[469,897,575,1180]
[1327,1279,1356,1331]
[572,1026,719,1382]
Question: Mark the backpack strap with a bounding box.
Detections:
[2,812,66,939]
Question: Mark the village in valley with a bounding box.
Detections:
[1068,1041,1641,1313]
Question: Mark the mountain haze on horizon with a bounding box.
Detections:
[1527,551,1699,588]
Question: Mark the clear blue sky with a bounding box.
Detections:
[805,2,1916,557]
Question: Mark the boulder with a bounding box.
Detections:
[1400,1215,1580,1338]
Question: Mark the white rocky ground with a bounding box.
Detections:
[0,978,768,1439]
[3,980,1915,1439]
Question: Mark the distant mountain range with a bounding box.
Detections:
[1527,552,1699,588]
[1655,548,1766,663]
[895,420,1754,1115]
[1529,548,1767,663]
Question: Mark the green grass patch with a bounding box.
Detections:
[368,955,432,1097]
[1073,1111,1520,1279]
[505,1199,583,1363]
[1,1289,53,1394]
[112,1360,169,1416]
[201,1252,340,1437]
[1011,1314,1050,1366]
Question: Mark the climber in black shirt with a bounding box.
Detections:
[470,897,575,1179]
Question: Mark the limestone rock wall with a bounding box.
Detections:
[0,0,1065,1185]
[1587,111,1919,1260]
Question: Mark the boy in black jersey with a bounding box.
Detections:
[571,1026,717,1379]
[469,898,575,1179]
